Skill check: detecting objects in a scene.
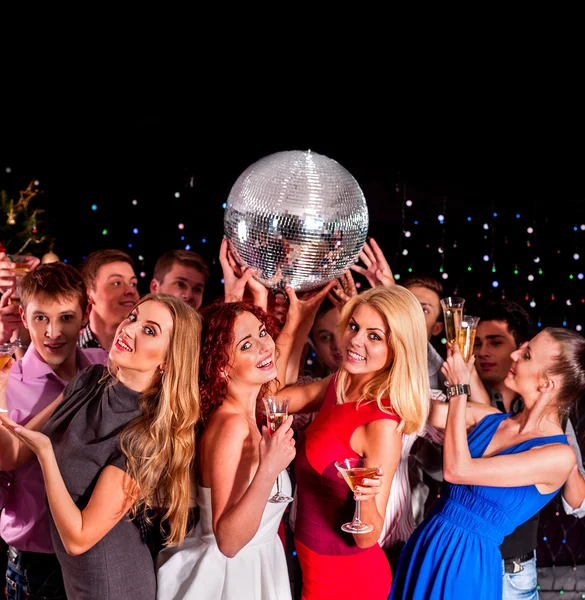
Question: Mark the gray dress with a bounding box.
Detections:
[42,364,156,600]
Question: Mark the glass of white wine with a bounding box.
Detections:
[440,296,465,346]
[458,315,480,362]
[263,395,293,504]
[335,457,380,534]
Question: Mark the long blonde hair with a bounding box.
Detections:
[335,286,430,435]
[117,293,202,546]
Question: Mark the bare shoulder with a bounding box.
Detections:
[364,417,400,437]
[207,410,250,442]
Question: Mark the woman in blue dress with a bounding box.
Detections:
[390,327,585,600]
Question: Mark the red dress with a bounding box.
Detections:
[294,378,398,600]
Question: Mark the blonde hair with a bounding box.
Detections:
[335,286,430,435]
[116,293,202,546]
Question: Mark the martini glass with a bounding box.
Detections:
[334,457,379,534]
[263,395,293,503]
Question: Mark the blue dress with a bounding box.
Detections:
[390,412,568,600]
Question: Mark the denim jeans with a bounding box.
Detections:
[502,551,538,600]
[5,547,66,600]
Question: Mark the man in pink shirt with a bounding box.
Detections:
[0,262,107,599]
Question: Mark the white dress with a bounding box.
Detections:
[156,471,292,600]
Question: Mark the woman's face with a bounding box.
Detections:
[342,303,391,378]
[311,307,343,372]
[226,311,276,387]
[505,331,561,401]
[110,300,173,376]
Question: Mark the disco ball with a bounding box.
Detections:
[224,150,369,292]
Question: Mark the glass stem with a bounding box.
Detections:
[354,499,361,524]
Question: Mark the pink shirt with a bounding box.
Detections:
[0,345,107,553]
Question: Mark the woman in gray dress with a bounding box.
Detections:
[0,293,202,599]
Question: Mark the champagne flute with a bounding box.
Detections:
[440,296,465,346]
[263,395,293,504]
[457,315,480,362]
[6,255,32,350]
[334,457,380,534]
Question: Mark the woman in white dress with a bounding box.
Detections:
[157,298,300,600]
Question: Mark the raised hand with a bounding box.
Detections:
[441,342,476,386]
[285,281,337,328]
[0,253,39,293]
[0,289,24,344]
[328,270,358,309]
[350,238,394,289]
[219,238,269,310]
[0,411,53,458]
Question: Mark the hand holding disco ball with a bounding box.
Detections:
[223,150,369,292]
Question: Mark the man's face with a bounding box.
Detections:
[21,295,87,372]
[150,263,206,311]
[406,285,443,341]
[88,261,139,326]
[474,319,518,386]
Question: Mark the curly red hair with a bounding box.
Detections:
[199,299,280,426]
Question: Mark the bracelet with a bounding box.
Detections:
[446,383,471,399]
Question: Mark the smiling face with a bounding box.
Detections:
[342,303,391,379]
[311,307,343,372]
[22,295,87,377]
[150,262,206,311]
[89,261,140,327]
[226,310,277,388]
[110,299,173,379]
[505,331,561,402]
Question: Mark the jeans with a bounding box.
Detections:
[502,552,538,600]
[5,547,66,600]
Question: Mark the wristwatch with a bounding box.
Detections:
[446,383,471,399]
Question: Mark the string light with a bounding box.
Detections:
[174,192,180,198]
[178,223,185,229]
[406,200,413,207]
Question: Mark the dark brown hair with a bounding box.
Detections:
[79,249,135,291]
[153,250,209,283]
[402,274,444,298]
[544,327,585,418]
[20,262,88,314]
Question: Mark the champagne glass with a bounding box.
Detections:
[5,255,32,350]
[334,457,380,534]
[0,343,17,371]
[440,296,465,346]
[263,395,293,504]
[457,315,480,362]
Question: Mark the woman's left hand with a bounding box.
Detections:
[0,413,52,458]
[354,466,384,501]
[441,343,475,386]
[285,281,337,328]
